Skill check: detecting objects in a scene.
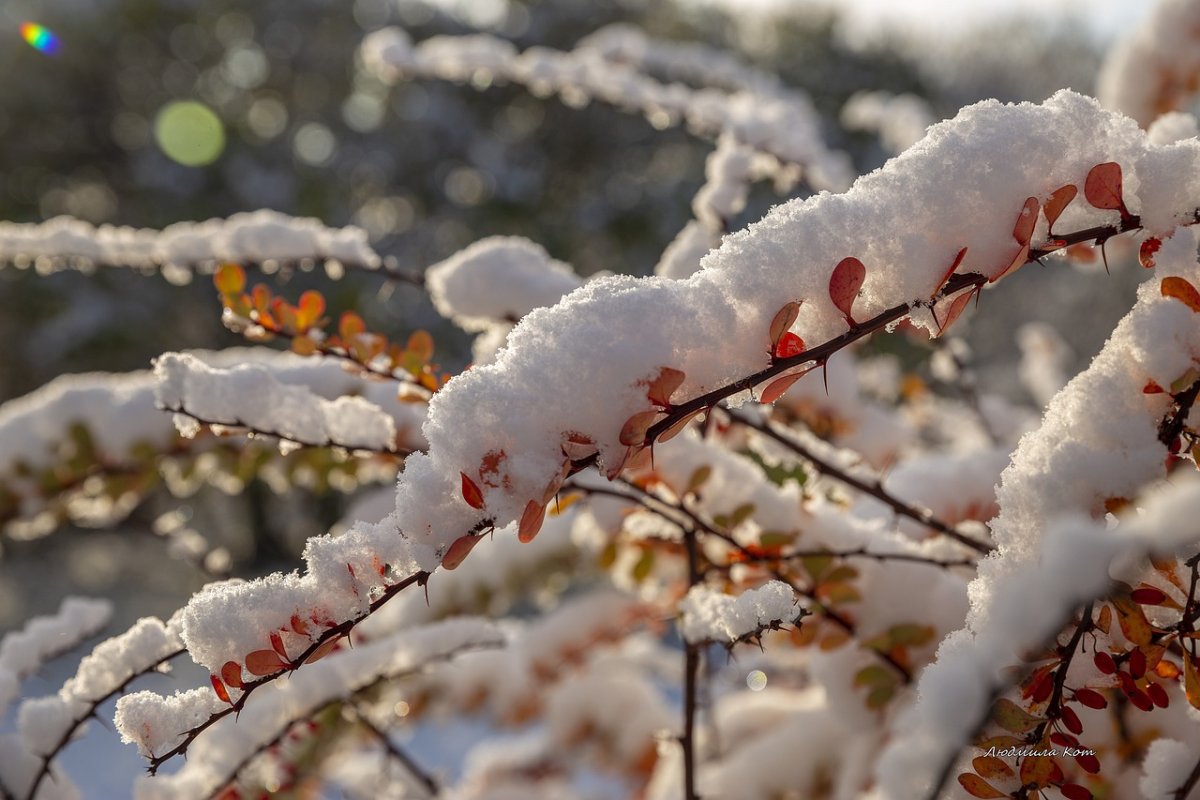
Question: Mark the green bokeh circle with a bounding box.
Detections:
[154,101,226,167]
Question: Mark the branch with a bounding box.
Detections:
[159,403,415,457]
[351,704,439,798]
[146,569,432,774]
[1174,753,1200,800]
[1159,375,1200,449]
[721,407,990,553]
[26,648,187,800]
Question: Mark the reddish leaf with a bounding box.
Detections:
[245,649,288,676]
[1060,705,1083,735]
[214,263,246,296]
[1148,681,1170,709]
[210,674,232,704]
[647,367,686,407]
[1074,688,1108,709]
[290,613,311,636]
[518,500,546,543]
[270,631,289,662]
[1084,161,1129,218]
[441,533,481,570]
[1044,184,1077,233]
[1131,586,1169,606]
[406,329,435,362]
[659,407,704,443]
[561,433,598,463]
[1061,784,1093,800]
[1140,237,1162,269]
[760,369,811,405]
[956,773,1007,799]
[1129,647,1147,680]
[932,247,968,299]
[1023,664,1055,702]
[619,410,661,447]
[935,289,975,335]
[991,243,1030,283]
[605,447,632,480]
[220,661,244,690]
[304,638,339,665]
[1012,196,1040,246]
[773,331,806,360]
[460,472,485,510]
[768,301,801,349]
[829,257,867,325]
[1143,380,1165,395]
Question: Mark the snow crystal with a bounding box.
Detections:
[679,580,799,644]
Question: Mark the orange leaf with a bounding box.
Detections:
[220,661,244,690]
[442,533,481,570]
[245,649,288,676]
[932,247,968,299]
[296,290,325,329]
[406,329,434,362]
[1044,184,1077,233]
[1019,754,1056,788]
[518,500,545,543]
[659,407,704,443]
[304,637,339,665]
[773,331,805,360]
[971,756,1015,780]
[214,263,246,296]
[991,242,1029,283]
[829,257,866,325]
[605,446,632,480]
[210,674,232,704]
[1161,276,1200,312]
[647,367,686,408]
[339,311,366,341]
[1140,237,1162,269]
[956,773,1007,799]
[619,410,661,447]
[460,472,485,510]
[768,301,801,348]
[1084,161,1129,217]
[251,283,272,314]
[761,369,811,404]
[1185,651,1200,710]
[290,613,310,636]
[1012,196,1040,247]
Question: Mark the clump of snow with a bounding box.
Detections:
[679,580,799,644]
[841,91,936,154]
[1139,739,1197,799]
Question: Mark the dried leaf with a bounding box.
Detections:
[956,773,1007,799]
[460,472,485,510]
[971,756,1015,781]
[1020,754,1056,788]
[619,409,661,447]
[1044,184,1077,233]
[647,367,686,407]
[1013,196,1040,246]
[1095,604,1112,634]
[1140,237,1162,269]
[304,637,339,664]
[932,247,968,299]
[853,665,894,689]
[441,533,481,570]
[991,697,1043,733]
[210,674,232,704]
[269,631,289,661]
[1161,276,1200,312]
[1113,590,1154,646]
[659,407,704,443]
[760,370,808,404]
[936,289,975,335]
[829,257,867,325]
[220,661,244,690]
[768,301,801,348]
[1083,161,1129,217]
[245,649,288,676]
[518,500,546,543]
[1185,651,1200,710]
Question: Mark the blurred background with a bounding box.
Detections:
[0,0,1164,792]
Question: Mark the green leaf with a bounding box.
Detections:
[991,698,1043,733]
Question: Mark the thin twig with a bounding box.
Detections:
[721,407,990,553]
[352,706,439,797]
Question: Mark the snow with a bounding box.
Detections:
[1139,739,1197,799]
[841,91,936,154]
[1099,0,1200,127]
[0,211,379,277]
[679,580,800,644]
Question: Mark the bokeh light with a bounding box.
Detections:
[746,670,768,691]
[20,22,60,55]
[154,101,226,167]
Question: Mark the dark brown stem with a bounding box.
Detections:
[1173,753,1200,800]
[26,648,187,800]
[158,403,415,457]
[681,515,702,800]
[352,705,439,797]
[721,407,990,553]
[1159,376,1200,449]
[147,570,432,774]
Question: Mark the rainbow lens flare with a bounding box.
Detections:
[20,22,60,55]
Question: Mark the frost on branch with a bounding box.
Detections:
[1098,0,1200,128]
[117,618,501,799]
[679,580,800,644]
[154,353,401,453]
[0,210,378,282]
[158,90,1200,688]
[358,26,852,190]
[875,230,1200,797]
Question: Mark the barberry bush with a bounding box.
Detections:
[4,2,1200,799]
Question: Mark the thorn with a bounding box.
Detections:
[821,360,830,395]
[1100,239,1110,274]
[972,287,982,310]
[554,493,561,514]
